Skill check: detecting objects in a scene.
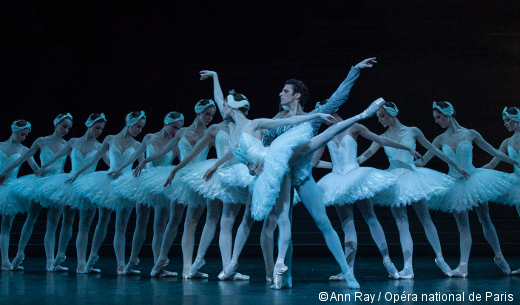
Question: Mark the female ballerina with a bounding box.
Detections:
[418,101,518,277]
[0,120,38,270]
[108,111,184,277]
[0,114,72,271]
[33,113,107,272]
[358,101,467,278]
[483,107,520,275]
[310,103,422,280]
[68,111,146,275]
[131,100,216,278]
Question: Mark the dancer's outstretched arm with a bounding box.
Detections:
[482,139,509,169]
[203,150,234,180]
[472,129,520,166]
[0,139,43,183]
[35,141,73,176]
[66,138,111,183]
[200,71,225,118]
[133,130,183,177]
[108,135,153,177]
[357,142,381,165]
[356,124,422,159]
[252,113,335,131]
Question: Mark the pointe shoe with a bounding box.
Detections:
[266,276,273,283]
[511,268,520,275]
[187,257,206,276]
[494,256,511,275]
[77,260,87,274]
[452,263,468,278]
[85,254,99,273]
[117,264,139,275]
[358,98,385,120]
[329,273,344,281]
[341,271,360,289]
[435,258,453,277]
[183,271,208,279]
[271,263,288,290]
[1,262,12,271]
[124,257,141,275]
[383,258,400,279]
[218,261,239,280]
[150,259,169,277]
[398,267,414,279]
[233,272,250,281]
[158,269,178,277]
[10,253,25,270]
[53,265,69,272]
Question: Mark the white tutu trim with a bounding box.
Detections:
[8,175,41,204]
[0,183,29,216]
[496,173,520,206]
[73,171,135,211]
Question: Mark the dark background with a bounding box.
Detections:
[3,0,520,257]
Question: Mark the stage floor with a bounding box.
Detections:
[2,256,520,304]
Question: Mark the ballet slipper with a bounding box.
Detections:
[77,260,87,274]
[329,273,344,281]
[52,253,67,269]
[85,254,99,273]
[452,263,468,278]
[233,272,250,281]
[124,257,140,274]
[358,98,386,120]
[150,258,169,277]
[383,257,400,279]
[266,276,273,283]
[511,268,520,275]
[398,267,414,279]
[11,253,24,270]
[218,261,238,280]
[342,270,360,289]
[53,265,69,272]
[435,257,453,277]
[494,255,511,275]
[117,263,139,276]
[271,263,288,290]
[158,269,178,277]
[1,262,12,271]
[187,257,206,276]
[183,271,208,279]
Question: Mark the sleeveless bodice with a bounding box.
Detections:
[328,135,359,175]
[215,130,239,167]
[231,133,267,165]
[0,151,22,183]
[109,146,136,172]
[178,137,209,163]
[442,141,475,178]
[383,137,416,171]
[146,145,173,168]
[71,148,98,175]
[507,146,520,176]
[41,146,67,175]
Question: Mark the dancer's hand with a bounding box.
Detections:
[316,113,337,125]
[409,149,423,161]
[355,57,377,69]
[34,167,47,177]
[200,70,217,80]
[456,166,470,179]
[247,161,264,176]
[133,163,146,177]
[164,169,177,187]
[107,169,122,178]
[203,165,218,181]
[65,174,79,184]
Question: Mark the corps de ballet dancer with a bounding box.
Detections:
[34,113,107,272]
[68,111,146,274]
[358,102,468,278]
[0,120,37,270]
[0,114,73,271]
[131,100,216,278]
[483,107,520,275]
[108,111,184,277]
[418,101,519,277]
[309,103,422,280]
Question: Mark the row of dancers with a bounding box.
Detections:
[1,58,520,290]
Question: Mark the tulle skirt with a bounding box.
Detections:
[373,167,453,207]
[73,171,135,211]
[182,159,250,205]
[36,173,97,210]
[0,182,29,216]
[113,169,171,208]
[251,122,313,220]
[9,175,41,205]
[429,168,513,212]
[318,167,398,206]
[496,173,520,207]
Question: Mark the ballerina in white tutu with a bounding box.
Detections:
[108,111,184,277]
[0,120,38,270]
[483,107,520,275]
[310,103,422,280]
[0,114,73,271]
[33,113,107,272]
[132,100,216,278]
[358,102,469,279]
[417,101,519,277]
[67,111,146,275]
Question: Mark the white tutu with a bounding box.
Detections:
[249,122,313,220]
[112,169,168,208]
[496,173,520,207]
[319,167,398,206]
[182,159,250,204]
[429,168,513,212]
[0,184,29,216]
[9,175,41,204]
[73,171,135,211]
[35,174,96,210]
[126,165,184,207]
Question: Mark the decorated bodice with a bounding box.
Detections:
[231,133,268,165]
[0,151,22,183]
[109,146,136,172]
[215,130,239,167]
[507,146,520,176]
[41,146,67,176]
[262,112,316,147]
[178,137,209,163]
[328,135,359,175]
[383,137,416,171]
[146,145,173,168]
[442,141,475,178]
[71,148,98,175]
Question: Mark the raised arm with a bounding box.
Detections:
[200,70,225,118]
[357,124,422,160]
[482,139,509,169]
[35,142,73,176]
[357,141,381,165]
[108,135,151,177]
[133,131,183,177]
[472,130,520,167]
[253,113,335,130]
